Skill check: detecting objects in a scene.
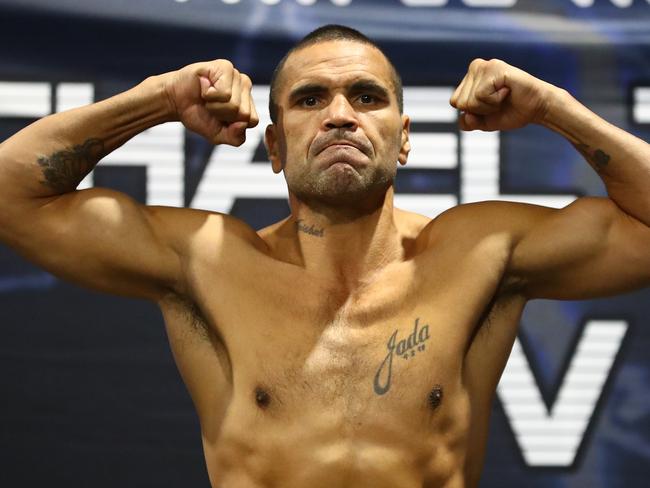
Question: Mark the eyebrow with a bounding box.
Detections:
[288,83,327,102]
[348,80,390,99]
[288,79,391,102]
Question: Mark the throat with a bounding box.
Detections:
[284,190,406,279]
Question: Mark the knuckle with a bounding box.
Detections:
[469,58,485,69]
[188,61,204,73]
[217,59,234,71]
[241,73,252,87]
[486,59,504,73]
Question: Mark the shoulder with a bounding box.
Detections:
[145,206,271,296]
[422,200,557,243]
[146,205,268,251]
[416,200,561,292]
[394,207,433,239]
[150,206,274,301]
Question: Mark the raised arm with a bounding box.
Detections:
[0,59,259,301]
[450,58,650,300]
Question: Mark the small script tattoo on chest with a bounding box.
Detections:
[373,318,431,396]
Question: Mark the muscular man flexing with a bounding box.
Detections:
[1,25,650,487]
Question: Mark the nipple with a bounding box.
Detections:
[254,386,271,409]
[428,385,443,410]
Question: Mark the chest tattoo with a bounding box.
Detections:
[373,318,431,396]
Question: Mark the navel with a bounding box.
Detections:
[254,386,271,409]
[428,384,443,410]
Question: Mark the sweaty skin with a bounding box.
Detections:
[1,37,650,488]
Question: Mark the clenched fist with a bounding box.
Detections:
[161,59,259,146]
[450,59,557,132]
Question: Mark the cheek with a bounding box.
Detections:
[284,124,312,156]
[371,118,402,158]
[279,131,312,176]
[367,109,399,133]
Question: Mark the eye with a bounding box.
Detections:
[359,94,376,104]
[300,96,319,107]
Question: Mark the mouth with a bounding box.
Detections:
[310,136,371,171]
[321,141,363,154]
[317,147,368,171]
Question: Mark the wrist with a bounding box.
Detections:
[538,86,573,129]
[139,74,179,124]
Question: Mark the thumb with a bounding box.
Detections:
[459,112,485,131]
[222,121,249,146]
[480,84,510,105]
[495,86,510,103]
[199,76,216,99]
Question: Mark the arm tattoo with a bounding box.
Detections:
[573,142,611,173]
[37,138,105,193]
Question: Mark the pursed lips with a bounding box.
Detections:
[319,140,365,155]
[318,142,369,170]
[321,141,360,152]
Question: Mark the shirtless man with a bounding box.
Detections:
[1,24,649,487]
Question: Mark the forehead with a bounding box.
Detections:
[279,40,395,97]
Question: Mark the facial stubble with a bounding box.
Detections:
[285,131,402,209]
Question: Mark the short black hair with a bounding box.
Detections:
[268,24,403,124]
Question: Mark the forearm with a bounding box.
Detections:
[541,88,650,226]
[0,75,173,200]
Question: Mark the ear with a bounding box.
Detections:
[397,115,411,166]
[265,124,283,174]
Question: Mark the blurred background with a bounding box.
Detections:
[0,0,649,486]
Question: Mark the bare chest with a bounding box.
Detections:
[189,239,507,421]
[164,239,515,487]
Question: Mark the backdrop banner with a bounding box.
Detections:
[1,0,649,486]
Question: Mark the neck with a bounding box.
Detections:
[279,186,404,288]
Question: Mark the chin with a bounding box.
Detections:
[287,164,395,209]
[296,179,393,211]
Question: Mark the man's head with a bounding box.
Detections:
[265,25,410,210]
[268,25,404,124]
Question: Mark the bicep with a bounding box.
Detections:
[2,187,187,300]
[508,197,650,299]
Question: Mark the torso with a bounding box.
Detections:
[158,206,528,488]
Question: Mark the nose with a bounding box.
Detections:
[322,94,359,131]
